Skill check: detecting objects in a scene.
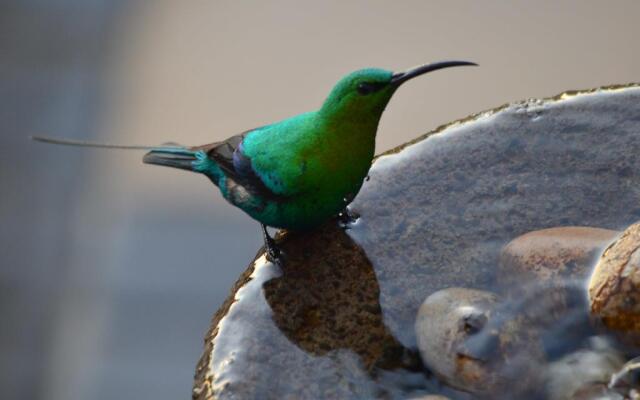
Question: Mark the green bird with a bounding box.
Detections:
[33,60,476,260]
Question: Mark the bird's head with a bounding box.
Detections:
[319,60,477,125]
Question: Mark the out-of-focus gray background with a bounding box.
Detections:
[1,1,638,399]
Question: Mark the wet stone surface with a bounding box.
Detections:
[194,85,640,399]
[589,221,640,347]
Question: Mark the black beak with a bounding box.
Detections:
[391,60,478,86]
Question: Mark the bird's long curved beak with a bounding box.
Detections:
[391,60,478,86]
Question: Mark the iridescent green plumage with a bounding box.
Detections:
[198,69,396,231]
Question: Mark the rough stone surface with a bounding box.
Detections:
[589,221,640,346]
[194,85,640,400]
[499,227,619,290]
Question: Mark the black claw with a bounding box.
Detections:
[261,224,282,263]
[266,247,281,263]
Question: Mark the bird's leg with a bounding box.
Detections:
[260,224,281,262]
[338,206,359,227]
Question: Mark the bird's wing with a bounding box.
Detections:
[193,134,244,176]
[191,128,287,200]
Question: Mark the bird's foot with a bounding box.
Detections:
[338,207,359,228]
[261,224,282,264]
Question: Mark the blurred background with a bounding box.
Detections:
[1,1,639,399]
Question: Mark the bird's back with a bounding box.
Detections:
[233,111,374,229]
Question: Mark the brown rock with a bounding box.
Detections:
[589,221,640,346]
[499,227,619,289]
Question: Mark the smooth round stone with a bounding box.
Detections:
[499,226,619,290]
[544,337,625,400]
[415,287,544,396]
[589,221,640,346]
[415,288,498,393]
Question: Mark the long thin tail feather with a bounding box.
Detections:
[31,135,167,150]
[32,135,199,172]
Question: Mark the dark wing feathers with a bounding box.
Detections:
[191,131,284,200]
[202,134,244,177]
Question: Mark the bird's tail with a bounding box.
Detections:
[31,135,197,171]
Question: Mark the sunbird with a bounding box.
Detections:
[33,60,476,260]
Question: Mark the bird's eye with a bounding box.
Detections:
[357,82,376,96]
